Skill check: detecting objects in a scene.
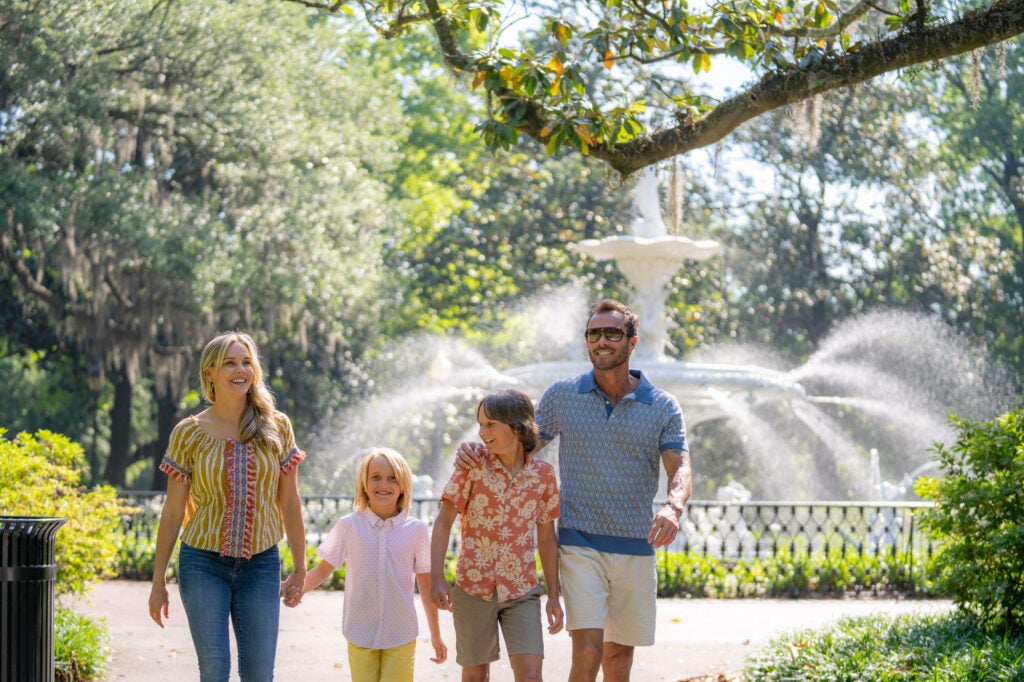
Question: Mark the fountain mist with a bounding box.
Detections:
[310,170,1014,501]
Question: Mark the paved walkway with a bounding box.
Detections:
[68,581,952,681]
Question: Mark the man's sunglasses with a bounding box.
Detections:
[584,327,627,343]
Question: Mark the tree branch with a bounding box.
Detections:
[103,271,134,311]
[768,0,877,39]
[0,229,66,317]
[586,0,1024,175]
[421,0,474,70]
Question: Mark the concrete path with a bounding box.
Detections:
[68,581,952,681]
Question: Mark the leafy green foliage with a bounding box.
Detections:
[0,349,101,446]
[747,611,1024,681]
[915,410,1024,631]
[1,0,420,486]
[0,429,129,597]
[925,43,1024,375]
[384,146,632,342]
[724,82,957,355]
[54,608,109,682]
[285,0,1024,173]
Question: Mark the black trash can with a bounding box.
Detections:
[1,516,68,682]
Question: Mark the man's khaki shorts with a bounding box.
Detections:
[559,544,657,646]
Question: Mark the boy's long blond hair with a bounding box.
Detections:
[199,331,282,450]
[354,447,414,514]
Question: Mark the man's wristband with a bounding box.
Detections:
[665,501,684,517]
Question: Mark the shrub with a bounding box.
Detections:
[746,610,1024,680]
[915,410,1024,631]
[0,429,131,597]
[0,429,130,681]
[54,608,109,682]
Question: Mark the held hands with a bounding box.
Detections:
[280,572,305,608]
[453,442,485,470]
[647,505,681,548]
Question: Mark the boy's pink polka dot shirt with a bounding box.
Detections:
[316,508,430,649]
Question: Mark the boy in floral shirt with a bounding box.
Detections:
[431,389,562,681]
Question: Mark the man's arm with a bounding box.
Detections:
[648,447,692,548]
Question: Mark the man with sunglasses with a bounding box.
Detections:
[456,298,691,682]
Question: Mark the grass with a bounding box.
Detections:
[745,610,1024,681]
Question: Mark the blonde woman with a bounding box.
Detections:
[287,448,446,681]
[148,332,307,682]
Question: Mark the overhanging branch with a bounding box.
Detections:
[593,0,1024,175]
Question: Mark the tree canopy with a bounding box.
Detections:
[286,0,1024,175]
[0,0,411,485]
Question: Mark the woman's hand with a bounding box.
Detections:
[148,581,170,627]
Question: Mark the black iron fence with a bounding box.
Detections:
[116,492,939,595]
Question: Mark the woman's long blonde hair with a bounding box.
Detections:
[353,447,414,514]
[199,331,282,449]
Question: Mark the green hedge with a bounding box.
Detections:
[0,429,130,597]
[54,608,108,682]
[656,545,944,598]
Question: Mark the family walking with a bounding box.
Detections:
[149,299,693,682]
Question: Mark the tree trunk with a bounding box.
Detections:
[104,363,134,488]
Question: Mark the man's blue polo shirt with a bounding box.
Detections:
[535,369,687,556]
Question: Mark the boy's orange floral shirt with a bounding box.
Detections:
[441,453,560,602]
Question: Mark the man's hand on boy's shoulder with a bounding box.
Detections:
[453,441,486,470]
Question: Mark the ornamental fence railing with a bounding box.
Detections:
[117,492,938,595]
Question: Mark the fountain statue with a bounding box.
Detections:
[573,167,720,362]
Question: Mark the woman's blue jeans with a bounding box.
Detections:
[178,542,281,682]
